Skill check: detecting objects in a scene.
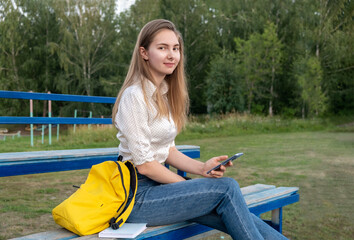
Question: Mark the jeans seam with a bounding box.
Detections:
[224,190,253,240]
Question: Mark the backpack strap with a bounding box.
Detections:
[109,160,138,230]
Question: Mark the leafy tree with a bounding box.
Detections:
[0,0,27,91]
[234,22,283,115]
[21,0,60,90]
[318,0,354,114]
[294,56,327,117]
[206,50,244,114]
[0,0,30,116]
[293,0,353,114]
[159,0,221,113]
[0,0,352,117]
[234,36,260,113]
[103,0,161,98]
[20,0,61,117]
[47,0,119,116]
[260,22,283,116]
[51,0,118,98]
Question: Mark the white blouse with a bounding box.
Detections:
[114,80,177,166]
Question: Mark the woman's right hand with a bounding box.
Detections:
[202,156,230,178]
[203,155,232,178]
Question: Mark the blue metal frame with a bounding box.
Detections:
[0,116,111,125]
[0,90,115,103]
[141,223,213,240]
[0,155,115,177]
[249,193,299,233]
[0,147,201,177]
[248,193,299,217]
[0,90,115,125]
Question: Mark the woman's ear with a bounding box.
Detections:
[139,47,149,61]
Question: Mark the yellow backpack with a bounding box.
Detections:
[52,158,137,236]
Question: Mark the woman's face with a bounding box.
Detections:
[140,29,180,84]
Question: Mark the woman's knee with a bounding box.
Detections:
[192,177,240,196]
[208,177,240,195]
[219,177,240,189]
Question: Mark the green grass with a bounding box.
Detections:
[183,131,354,240]
[0,115,353,239]
[0,125,119,153]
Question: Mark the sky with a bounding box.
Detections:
[116,0,136,14]
[8,0,135,16]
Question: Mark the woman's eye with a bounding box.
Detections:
[173,47,179,51]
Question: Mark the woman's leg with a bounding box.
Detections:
[251,213,288,240]
[189,212,288,240]
[127,177,265,239]
[188,211,228,233]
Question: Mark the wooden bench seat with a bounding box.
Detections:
[10,184,299,240]
[0,145,200,177]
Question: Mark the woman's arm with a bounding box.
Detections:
[136,160,185,184]
[136,147,231,184]
[166,146,230,178]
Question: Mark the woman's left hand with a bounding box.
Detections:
[202,155,232,178]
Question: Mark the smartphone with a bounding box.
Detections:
[206,153,244,174]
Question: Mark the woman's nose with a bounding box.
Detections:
[167,50,174,59]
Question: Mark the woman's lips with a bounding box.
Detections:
[164,63,175,68]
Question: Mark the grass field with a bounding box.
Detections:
[0,116,353,239]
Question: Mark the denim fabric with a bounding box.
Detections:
[127,174,288,240]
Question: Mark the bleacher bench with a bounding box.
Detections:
[0,145,199,177]
[0,145,299,240]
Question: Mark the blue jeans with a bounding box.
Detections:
[127,174,288,240]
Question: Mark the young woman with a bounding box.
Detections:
[112,19,288,240]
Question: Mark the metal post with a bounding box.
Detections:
[74,109,77,133]
[88,111,92,129]
[271,207,283,233]
[42,126,44,144]
[57,124,59,141]
[48,91,52,145]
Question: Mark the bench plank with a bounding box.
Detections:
[0,146,200,162]
[9,228,77,240]
[240,183,275,195]
[0,146,200,177]
[244,187,299,207]
[10,184,299,240]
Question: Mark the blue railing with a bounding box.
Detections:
[0,90,115,125]
[0,90,115,103]
[0,117,113,125]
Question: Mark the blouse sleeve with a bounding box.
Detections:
[115,89,155,165]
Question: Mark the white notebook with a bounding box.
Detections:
[99,223,147,239]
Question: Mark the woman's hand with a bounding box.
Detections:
[202,155,232,178]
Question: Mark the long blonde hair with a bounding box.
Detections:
[112,19,189,132]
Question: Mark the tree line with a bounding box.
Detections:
[0,0,353,118]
